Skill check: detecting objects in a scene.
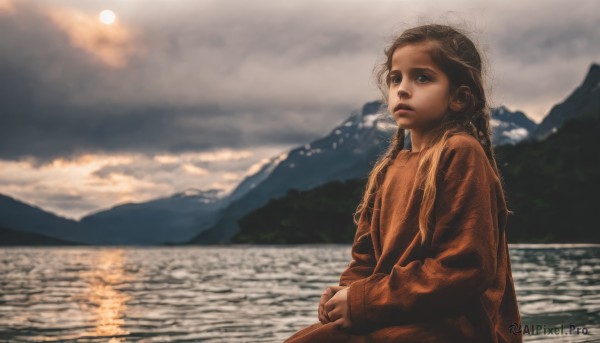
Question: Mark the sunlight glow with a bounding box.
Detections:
[0,147,286,220]
[47,7,140,68]
[0,0,15,15]
[99,9,116,25]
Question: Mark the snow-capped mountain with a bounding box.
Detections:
[528,63,599,141]
[188,100,397,244]
[491,105,538,146]
[224,152,290,206]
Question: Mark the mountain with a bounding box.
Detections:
[495,107,600,243]
[187,101,397,244]
[78,188,227,245]
[231,179,365,244]
[528,63,599,141]
[187,101,536,245]
[0,194,86,241]
[0,188,230,245]
[490,106,538,146]
[0,225,83,246]
[224,152,290,206]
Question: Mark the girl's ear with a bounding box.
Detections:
[449,85,471,112]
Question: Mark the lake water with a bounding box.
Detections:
[0,245,598,342]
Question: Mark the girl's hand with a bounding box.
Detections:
[318,287,333,324]
[324,286,352,330]
[317,286,345,324]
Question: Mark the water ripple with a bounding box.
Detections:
[0,245,598,342]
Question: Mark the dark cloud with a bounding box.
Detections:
[489,4,599,62]
[0,0,598,163]
[0,99,353,165]
[0,1,365,163]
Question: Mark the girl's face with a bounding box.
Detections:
[387,42,459,131]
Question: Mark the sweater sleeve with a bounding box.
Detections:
[338,208,376,287]
[347,142,504,331]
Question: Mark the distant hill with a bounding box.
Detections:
[0,225,83,246]
[232,108,600,244]
[495,106,599,243]
[79,188,226,245]
[232,179,365,244]
[0,194,86,242]
[0,188,229,245]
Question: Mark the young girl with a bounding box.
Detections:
[284,24,522,343]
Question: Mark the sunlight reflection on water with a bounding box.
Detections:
[0,244,598,342]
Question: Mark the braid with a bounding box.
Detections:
[357,127,407,224]
[450,84,512,217]
[390,128,406,159]
[375,128,405,196]
[470,110,514,216]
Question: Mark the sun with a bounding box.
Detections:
[98,9,116,25]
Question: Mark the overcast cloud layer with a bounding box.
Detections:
[0,0,598,219]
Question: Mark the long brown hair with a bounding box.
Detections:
[354,23,513,247]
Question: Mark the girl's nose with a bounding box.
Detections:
[396,79,410,99]
[397,88,410,99]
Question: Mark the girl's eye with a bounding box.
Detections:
[416,74,430,82]
[389,74,430,84]
[389,75,401,84]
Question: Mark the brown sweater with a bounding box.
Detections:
[340,134,522,342]
[285,133,523,343]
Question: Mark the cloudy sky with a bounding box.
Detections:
[0,0,598,220]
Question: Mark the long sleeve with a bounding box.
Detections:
[347,142,505,331]
[338,208,376,287]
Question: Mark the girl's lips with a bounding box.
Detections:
[394,109,413,115]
